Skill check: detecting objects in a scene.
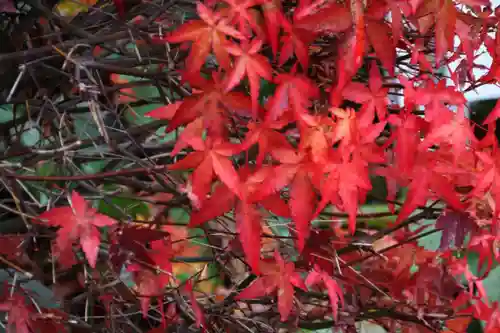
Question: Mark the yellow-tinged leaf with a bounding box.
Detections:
[56,0,98,18]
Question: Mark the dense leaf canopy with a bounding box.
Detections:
[0,0,498,332]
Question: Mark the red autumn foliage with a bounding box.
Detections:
[0,0,499,332]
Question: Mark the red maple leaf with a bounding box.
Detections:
[259,0,284,55]
[219,0,262,38]
[112,0,125,17]
[185,280,205,329]
[163,3,245,76]
[365,14,395,74]
[109,224,166,270]
[306,266,344,320]
[315,156,373,235]
[266,73,319,127]
[331,0,366,92]
[249,151,322,251]
[189,166,289,273]
[383,152,465,224]
[235,251,306,321]
[419,109,477,162]
[342,64,389,126]
[37,191,117,268]
[0,292,33,333]
[386,113,425,175]
[434,0,457,63]
[294,0,352,34]
[127,238,173,320]
[298,115,336,165]
[278,18,317,70]
[128,264,168,319]
[224,39,273,117]
[0,0,16,13]
[169,139,242,208]
[147,73,252,138]
[413,79,466,123]
[237,119,294,166]
[474,150,500,219]
[436,211,475,250]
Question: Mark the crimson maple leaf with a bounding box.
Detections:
[37,191,117,268]
[331,1,366,93]
[294,0,352,34]
[147,239,174,276]
[382,152,465,224]
[144,102,181,122]
[419,109,477,162]
[436,210,475,250]
[128,264,168,319]
[365,8,395,75]
[164,3,245,76]
[315,156,373,235]
[219,0,263,38]
[237,119,294,166]
[112,0,125,17]
[225,39,273,117]
[414,79,466,123]
[278,18,317,70]
[0,292,33,333]
[386,113,425,175]
[435,0,457,63]
[342,64,389,126]
[185,280,205,329]
[259,0,284,55]
[306,266,344,320]
[298,115,336,165]
[109,224,166,270]
[266,73,319,127]
[474,150,500,219]
[169,138,242,208]
[126,238,173,319]
[147,73,252,138]
[234,201,263,273]
[249,151,322,251]
[189,166,290,273]
[332,0,398,97]
[235,251,306,321]
[279,0,353,69]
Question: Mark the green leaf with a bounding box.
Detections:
[73,113,100,139]
[155,126,178,144]
[469,251,500,301]
[20,126,41,147]
[125,103,164,125]
[0,104,27,124]
[36,161,58,177]
[467,318,484,333]
[259,79,276,105]
[81,160,108,175]
[416,220,442,251]
[133,84,161,101]
[268,216,290,237]
[169,207,190,225]
[98,196,150,220]
[177,273,191,283]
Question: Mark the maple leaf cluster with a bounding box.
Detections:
[1,0,500,332]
